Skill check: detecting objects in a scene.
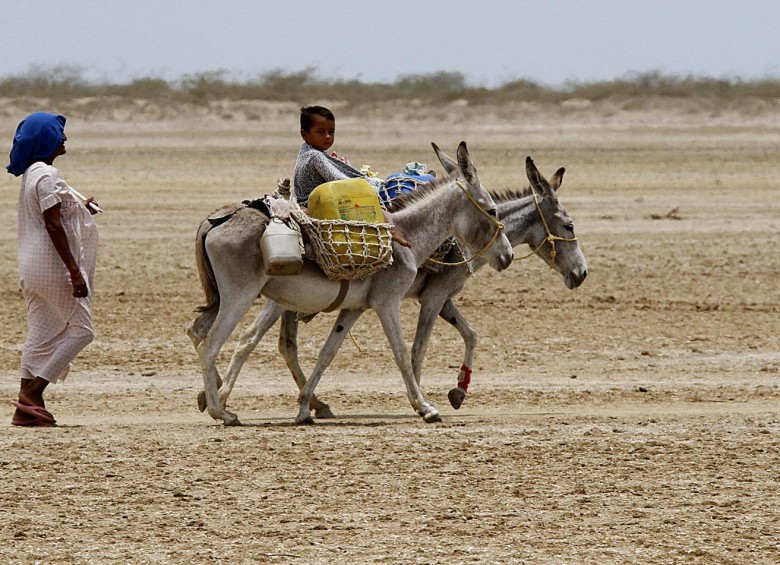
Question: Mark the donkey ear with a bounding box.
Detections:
[549,167,565,192]
[526,156,549,195]
[431,142,458,175]
[457,141,480,186]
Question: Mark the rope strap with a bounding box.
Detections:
[514,185,578,266]
[425,180,505,267]
[323,280,350,312]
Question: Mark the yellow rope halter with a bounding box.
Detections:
[514,185,578,267]
[425,180,506,267]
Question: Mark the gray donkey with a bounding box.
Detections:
[194,145,587,420]
[187,142,513,425]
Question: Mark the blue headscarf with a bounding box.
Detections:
[6,112,67,177]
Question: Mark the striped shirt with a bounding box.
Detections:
[292,143,383,205]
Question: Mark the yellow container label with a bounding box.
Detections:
[309,178,384,222]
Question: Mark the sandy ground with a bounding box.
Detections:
[0,99,779,564]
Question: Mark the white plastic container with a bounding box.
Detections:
[261,219,303,276]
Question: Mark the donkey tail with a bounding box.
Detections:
[194,217,220,314]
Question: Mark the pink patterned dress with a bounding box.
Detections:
[17,162,99,383]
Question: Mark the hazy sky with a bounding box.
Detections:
[2,0,780,87]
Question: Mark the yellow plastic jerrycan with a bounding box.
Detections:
[308,178,384,222]
[307,178,388,266]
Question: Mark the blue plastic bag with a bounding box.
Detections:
[380,172,435,207]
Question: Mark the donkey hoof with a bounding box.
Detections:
[420,409,441,424]
[223,417,243,427]
[295,415,315,426]
[447,387,466,410]
[197,390,207,412]
[314,404,336,419]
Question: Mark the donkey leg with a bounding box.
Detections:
[411,294,449,385]
[375,303,440,423]
[196,301,276,413]
[217,300,286,406]
[279,311,335,419]
[189,308,225,413]
[198,285,260,425]
[439,299,476,410]
[296,310,364,425]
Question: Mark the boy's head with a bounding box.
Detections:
[300,105,335,152]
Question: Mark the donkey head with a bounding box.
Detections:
[525,156,588,289]
[447,142,514,272]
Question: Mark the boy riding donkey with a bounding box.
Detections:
[289,105,424,248]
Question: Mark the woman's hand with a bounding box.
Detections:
[83,197,100,215]
[70,269,89,298]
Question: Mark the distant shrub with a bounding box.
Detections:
[479,79,553,104]
[1,66,778,109]
[0,65,93,99]
[109,78,172,99]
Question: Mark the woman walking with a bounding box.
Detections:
[7,112,99,427]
